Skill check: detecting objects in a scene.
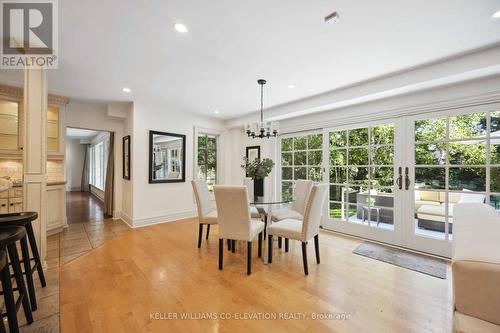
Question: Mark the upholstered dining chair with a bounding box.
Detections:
[272,179,313,222]
[214,185,265,275]
[243,178,263,219]
[267,184,328,275]
[271,179,313,250]
[191,180,218,248]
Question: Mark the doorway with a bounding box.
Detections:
[278,104,500,258]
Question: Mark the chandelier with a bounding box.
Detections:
[246,79,279,139]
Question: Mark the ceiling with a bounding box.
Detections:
[1,0,500,120]
[66,128,100,140]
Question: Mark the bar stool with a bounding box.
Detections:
[0,212,45,310]
[0,226,33,331]
[0,249,19,333]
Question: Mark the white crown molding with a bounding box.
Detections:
[132,210,197,228]
[279,89,500,134]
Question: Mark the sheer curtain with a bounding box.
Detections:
[104,133,114,217]
[81,144,90,192]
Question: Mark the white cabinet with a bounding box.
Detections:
[47,185,65,233]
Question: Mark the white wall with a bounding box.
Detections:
[65,138,86,191]
[131,99,225,226]
[121,102,134,225]
[66,101,130,219]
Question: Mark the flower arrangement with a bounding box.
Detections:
[241,157,274,180]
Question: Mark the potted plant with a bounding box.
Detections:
[241,157,275,200]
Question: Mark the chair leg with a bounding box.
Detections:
[20,236,37,311]
[7,244,33,324]
[1,260,18,333]
[247,241,252,275]
[258,232,262,258]
[231,240,236,253]
[268,235,273,263]
[197,224,203,248]
[227,239,231,251]
[206,224,210,239]
[26,223,46,287]
[278,236,282,249]
[285,238,289,252]
[301,242,309,275]
[263,220,267,240]
[218,238,223,270]
[314,234,320,264]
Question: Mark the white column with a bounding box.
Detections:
[23,68,48,263]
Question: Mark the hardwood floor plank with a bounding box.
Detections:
[60,218,453,333]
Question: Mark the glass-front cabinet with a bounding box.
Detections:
[0,100,20,151]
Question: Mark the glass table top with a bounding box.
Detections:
[250,197,293,205]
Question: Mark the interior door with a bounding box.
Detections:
[321,119,405,246]
[403,106,500,257]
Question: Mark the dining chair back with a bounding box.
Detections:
[192,179,212,217]
[301,184,328,241]
[214,186,252,241]
[291,180,313,215]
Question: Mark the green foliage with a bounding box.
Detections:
[241,157,274,180]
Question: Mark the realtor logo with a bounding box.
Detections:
[1,0,58,68]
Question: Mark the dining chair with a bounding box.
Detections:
[191,180,218,248]
[243,178,263,219]
[214,185,265,275]
[267,184,328,275]
[272,179,313,222]
[271,179,313,250]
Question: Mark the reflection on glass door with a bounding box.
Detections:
[407,110,500,256]
[326,122,399,244]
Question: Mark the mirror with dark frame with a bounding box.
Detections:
[149,131,186,183]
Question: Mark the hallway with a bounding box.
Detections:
[66,191,104,224]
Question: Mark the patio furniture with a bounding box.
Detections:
[361,205,381,226]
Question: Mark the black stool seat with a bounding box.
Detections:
[0,226,25,248]
[0,212,46,294]
[0,212,38,225]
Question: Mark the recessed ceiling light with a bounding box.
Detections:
[122,87,131,93]
[173,23,188,33]
[288,84,295,89]
[213,110,220,114]
[493,10,500,18]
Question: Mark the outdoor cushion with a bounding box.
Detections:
[417,204,453,223]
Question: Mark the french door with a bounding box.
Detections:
[317,105,500,258]
[321,119,405,247]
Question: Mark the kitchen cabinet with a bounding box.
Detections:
[47,184,66,234]
[0,100,19,151]
[47,107,59,153]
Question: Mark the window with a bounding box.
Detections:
[280,133,323,201]
[89,134,109,191]
[197,133,217,191]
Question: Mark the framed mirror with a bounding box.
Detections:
[149,131,186,183]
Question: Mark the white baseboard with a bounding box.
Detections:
[132,210,197,228]
[118,211,134,227]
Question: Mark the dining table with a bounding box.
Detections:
[250,197,293,264]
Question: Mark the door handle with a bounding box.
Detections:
[396,167,402,190]
[404,167,410,190]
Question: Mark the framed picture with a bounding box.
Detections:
[122,135,131,180]
[246,145,260,162]
[149,130,186,183]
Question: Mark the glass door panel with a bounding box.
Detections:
[323,120,401,246]
[406,109,500,257]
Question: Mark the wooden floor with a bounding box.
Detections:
[59,218,453,333]
[66,191,104,224]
